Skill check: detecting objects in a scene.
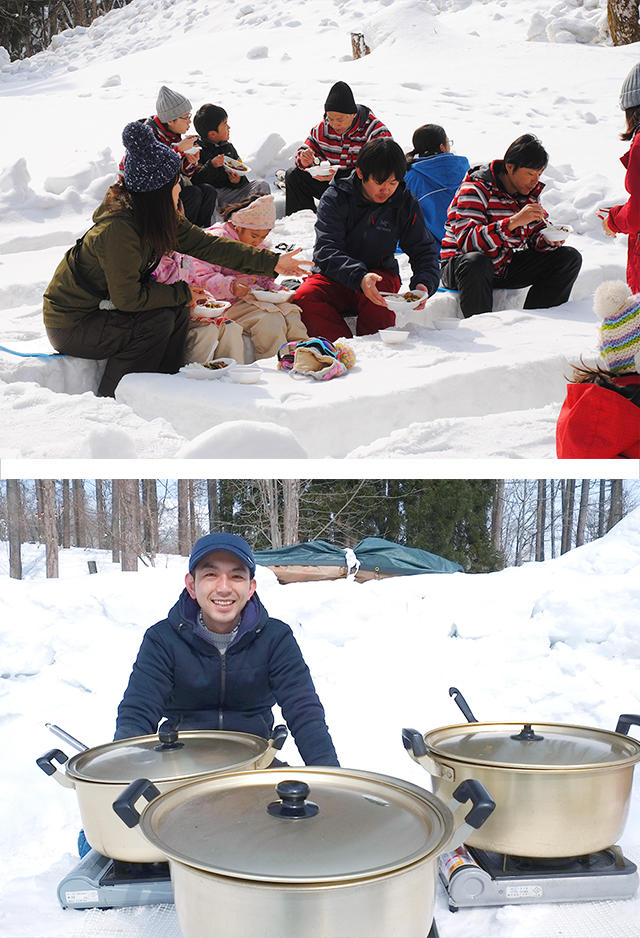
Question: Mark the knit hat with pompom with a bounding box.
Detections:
[122,121,181,193]
[594,280,640,375]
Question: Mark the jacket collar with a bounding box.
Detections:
[468,160,545,199]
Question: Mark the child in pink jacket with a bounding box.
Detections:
[155,194,307,360]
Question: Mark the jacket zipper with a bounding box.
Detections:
[218,649,227,729]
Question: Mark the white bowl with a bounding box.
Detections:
[179,358,236,379]
[223,156,250,176]
[250,289,295,304]
[230,366,262,384]
[379,329,410,345]
[307,163,332,177]
[543,224,573,243]
[185,147,201,155]
[192,300,231,321]
[381,290,427,311]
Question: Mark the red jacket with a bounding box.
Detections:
[556,377,640,459]
[607,131,640,293]
[294,105,391,170]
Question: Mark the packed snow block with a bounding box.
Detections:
[403,287,528,328]
[115,301,597,458]
[0,350,101,394]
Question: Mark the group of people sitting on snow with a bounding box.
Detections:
[42,73,640,458]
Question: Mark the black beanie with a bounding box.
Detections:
[324,81,357,115]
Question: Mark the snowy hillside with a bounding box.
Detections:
[1,507,639,936]
[1,0,638,459]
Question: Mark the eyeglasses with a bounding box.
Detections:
[177,114,192,122]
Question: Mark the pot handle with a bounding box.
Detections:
[442,778,496,853]
[401,728,454,780]
[35,748,75,789]
[113,777,161,829]
[256,724,288,769]
[615,714,640,736]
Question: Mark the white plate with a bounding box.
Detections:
[185,147,201,155]
[223,156,250,176]
[250,289,295,303]
[307,163,333,177]
[179,358,236,379]
[381,290,427,311]
[543,224,573,242]
[230,366,262,384]
[379,329,410,345]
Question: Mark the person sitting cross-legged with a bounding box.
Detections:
[292,138,440,341]
[440,133,582,318]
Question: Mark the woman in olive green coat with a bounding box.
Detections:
[43,121,308,397]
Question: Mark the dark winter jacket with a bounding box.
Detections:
[114,589,339,767]
[607,131,640,293]
[43,184,278,329]
[556,374,640,459]
[441,160,557,277]
[313,172,440,295]
[192,139,248,191]
[405,152,470,246]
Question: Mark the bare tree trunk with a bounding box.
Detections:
[598,479,607,538]
[119,480,140,571]
[95,480,109,549]
[491,479,504,553]
[535,479,546,562]
[282,479,301,545]
[207,480,219,531]
[141,479,158,563]
[73,479,86,547]
[7,480,22,579]
[575,480,590,547]
[61,479,71,548]
[111,480,120,563]
[608,479,624,530]
[188,481,197,545]
[561,480,575,554]
[608,0,640,45]
[258,480,282,547]
[41,480,59,578]
[178,480,190,555]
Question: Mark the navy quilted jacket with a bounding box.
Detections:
[114,590,339,766]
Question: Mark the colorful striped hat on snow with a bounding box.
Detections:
[594,280,640,375]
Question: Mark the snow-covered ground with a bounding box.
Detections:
[1,508,640,937]
[1,0,638,460]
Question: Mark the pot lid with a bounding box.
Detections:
[425,722,640,770]
[139,767,452,883]
[67,730,270,784]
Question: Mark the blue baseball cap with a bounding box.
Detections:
[188,533,256,577]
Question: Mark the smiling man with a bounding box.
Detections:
[114,532,339,767]
[292,137,440,340]
[440,133,582,317]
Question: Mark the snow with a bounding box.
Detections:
[2,508,640,937]
[1,0,638,459]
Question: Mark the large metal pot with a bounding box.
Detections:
[403,692,640,858]
[36,722,287,862]
[113,766,495,938]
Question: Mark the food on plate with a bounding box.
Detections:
[201,299,228,309]
[202,359,230,371]
[224,156,248,172]
[402,291,423,302]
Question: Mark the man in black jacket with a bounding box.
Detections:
[293,138,440,340]
[115,532,338,767]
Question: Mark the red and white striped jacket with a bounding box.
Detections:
[440,160,555,277]
[294,104,391,170]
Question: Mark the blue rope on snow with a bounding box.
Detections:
[0,345,65,359]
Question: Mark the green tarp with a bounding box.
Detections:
[254,536,463,576]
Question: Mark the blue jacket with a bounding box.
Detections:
[114,590,339,766]
[313,171,440,295]
[405,153,470,246]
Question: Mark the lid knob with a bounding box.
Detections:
[510,723,544,742]
[267,780,319,820]
[154,720,184,751]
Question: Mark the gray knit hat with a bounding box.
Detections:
[156,85,192,123]
[619,63,640,111]
[122,121,181,193]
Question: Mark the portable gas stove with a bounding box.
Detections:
[58,851,441,937]
[58,849,173,909]
[439,845,638,911]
